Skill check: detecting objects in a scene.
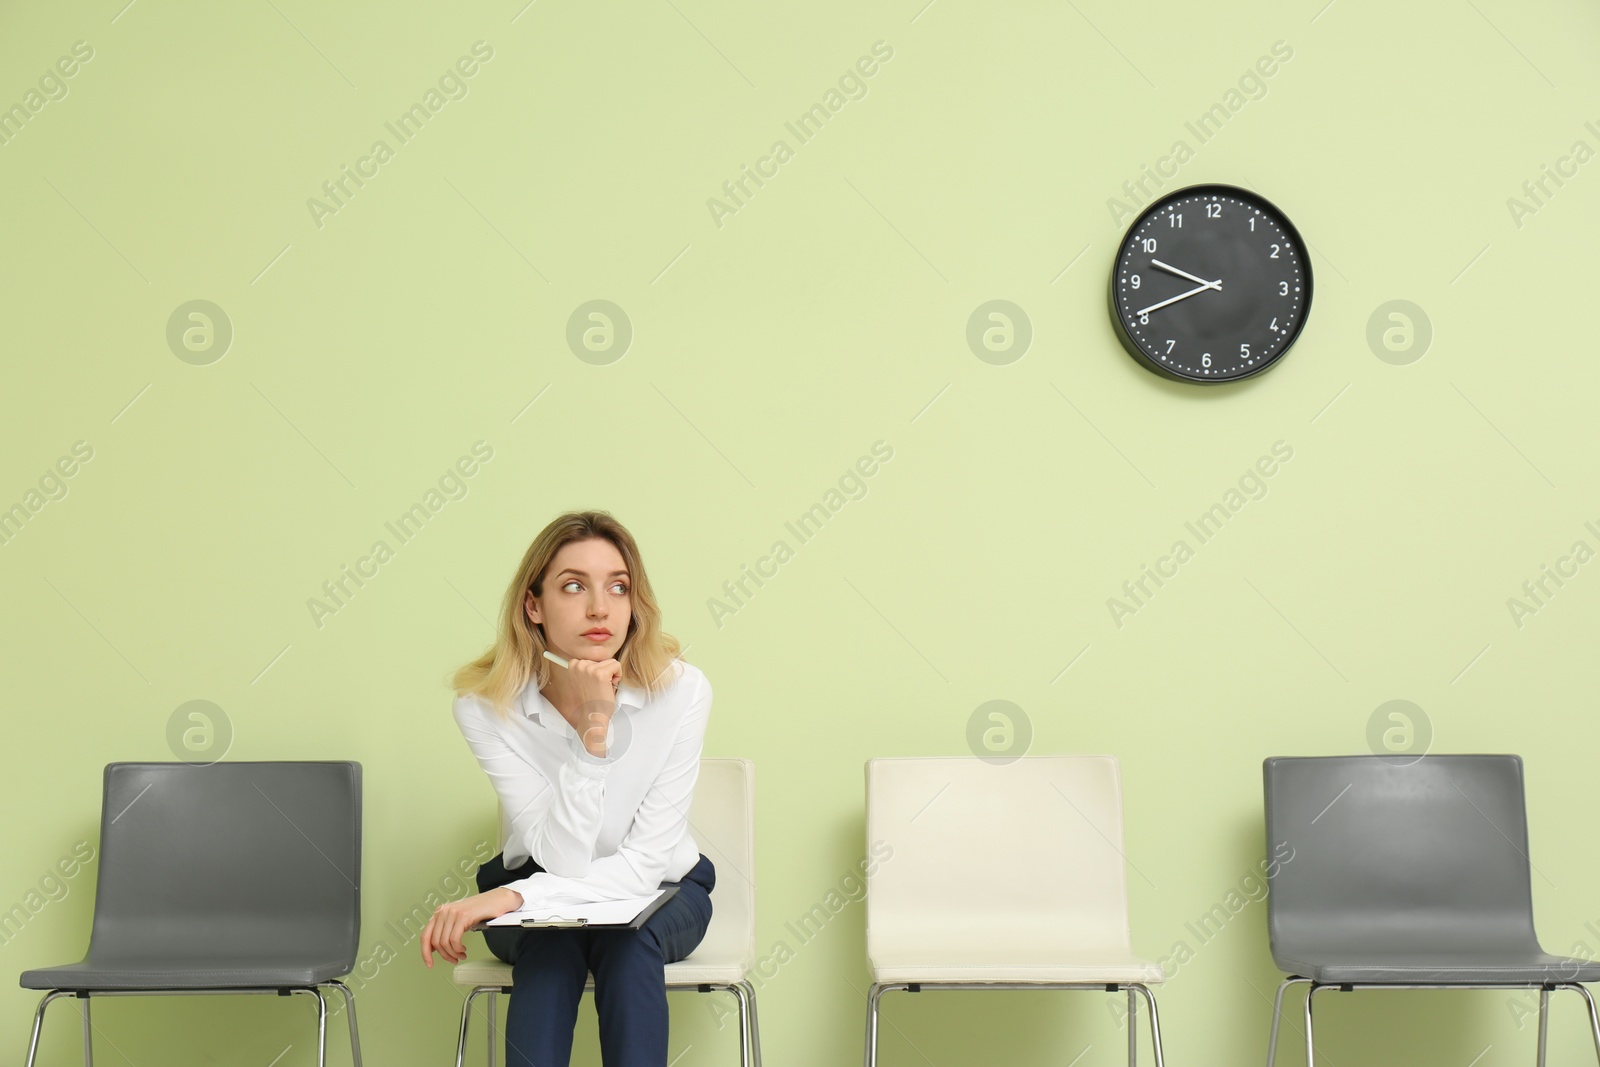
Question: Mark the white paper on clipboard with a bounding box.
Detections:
[484,889,666,927]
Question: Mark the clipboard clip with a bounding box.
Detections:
[469,917,588,931]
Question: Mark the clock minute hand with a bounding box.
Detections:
[1136,277,1222,317]
[1150,258,1217,288]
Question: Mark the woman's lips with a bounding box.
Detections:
[582,632,610,642]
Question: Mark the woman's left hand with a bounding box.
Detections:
[421,887,523,967]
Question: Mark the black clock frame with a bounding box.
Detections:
[1107,183,1313,385]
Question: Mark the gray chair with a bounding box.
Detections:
[1263,754,1600,1066]
[19,761,364,1067]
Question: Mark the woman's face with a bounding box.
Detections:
[526,538,633,663]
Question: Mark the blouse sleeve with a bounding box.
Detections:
[500,670,712,907]
[452,693,611,878]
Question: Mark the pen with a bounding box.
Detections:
[543,648,619,691]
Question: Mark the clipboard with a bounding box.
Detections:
[471,885,680,931]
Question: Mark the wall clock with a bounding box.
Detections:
[1108,183,1312,383]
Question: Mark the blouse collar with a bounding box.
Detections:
[520,679,648,727]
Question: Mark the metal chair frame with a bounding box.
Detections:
[453,977,762,1067]
[24,980,363,1067]
[1265,976,1600,1067]
[865,980,1163,1067]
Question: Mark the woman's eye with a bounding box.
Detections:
[611,583,629,595]
[562,581,580,592]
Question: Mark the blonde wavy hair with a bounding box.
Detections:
[450,510,683,718]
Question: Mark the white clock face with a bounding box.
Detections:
[1111,186,1311,383]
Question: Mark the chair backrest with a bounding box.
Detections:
[1263,754,1541,960]
[865,756,1135,952]
[87,762,362,968]
[496,757,754,968]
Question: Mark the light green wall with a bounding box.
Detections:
[4,1,1599,1064]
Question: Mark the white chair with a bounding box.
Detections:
[451,757,761,1066]
[863,756,1166,1067]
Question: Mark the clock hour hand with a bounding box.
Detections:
[1136,277,1222,317]
[1150,258,1219,288]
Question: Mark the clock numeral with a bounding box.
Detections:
[1269,317,1279,332]
[1248,216,1256,231]
[1169,213,1182,228]
[1279,281,1289,295]
[1142,238,1157,253]
[1165,339,1175,353]
[1201,353,1212,368]
[1270,243,1280,258]
[1139,313,1150,325]
[1207,203,1221,218]
[1240,343,1250,357]
[1130,274,1141,289]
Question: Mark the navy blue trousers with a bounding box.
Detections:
[479,854,715,1067]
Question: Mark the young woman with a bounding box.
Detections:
[421,510,715,1067]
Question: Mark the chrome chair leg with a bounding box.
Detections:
[81,995,93,1067]
[287,988,328,1067]
[864,983,886,1067]
[455,987,487,1067]
[486,990,497,1067]
[313,987,328,1067]
[1302,982,1322,1067]
[24,990,75,1067]
[1131,984,1164,1067]
[742,980,764,1067]
[327,980,364,1067]
[1127,987,1137,1067]
[1566,982,1600,1066]
[1538,987,1550,1067]
[729,982,753,1067]
[1265,977,1310,1067]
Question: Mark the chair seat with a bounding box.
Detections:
[19,954,352,991]
[1275,947,1600,985]
[452,946,755,990]
[869,943,1166,985]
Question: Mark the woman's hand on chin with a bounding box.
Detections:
[567,655,621,755]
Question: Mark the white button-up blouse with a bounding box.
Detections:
[452,658,711,910]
